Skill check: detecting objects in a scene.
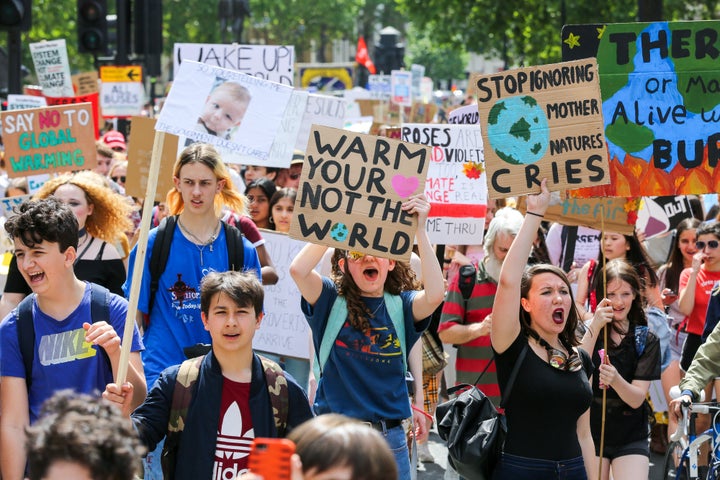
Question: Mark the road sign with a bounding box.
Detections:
[100,66,143,83]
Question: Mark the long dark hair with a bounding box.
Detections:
[520,264,581,347]
[330,249,420,331]
[593,231,658,295]
[592,258,647,347]
[661,218,701,293]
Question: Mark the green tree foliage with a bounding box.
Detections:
[396,0,719,66]
[405,25,467,85]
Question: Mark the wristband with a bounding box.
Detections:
[526,211,544,219]
[681,389,695,401]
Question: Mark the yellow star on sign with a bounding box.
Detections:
[597,25,607,39]
[564,32,581,49]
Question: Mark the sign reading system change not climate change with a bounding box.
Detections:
[473,58,610,198]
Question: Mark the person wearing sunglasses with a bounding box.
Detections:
[677,222,720,376]
[491,179,595,480]
[580,259,661,479]
[275,151,304,189]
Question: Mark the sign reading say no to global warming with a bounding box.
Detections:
[472,58,610,198]
[1,103,96,178]
[289,125,431,261]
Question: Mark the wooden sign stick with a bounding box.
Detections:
[116,130,166,386]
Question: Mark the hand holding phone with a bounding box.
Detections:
[248,438,296,480]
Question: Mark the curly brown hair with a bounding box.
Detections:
[33,171,133,244]
[330,249,421,331]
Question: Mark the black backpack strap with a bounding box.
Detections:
[560,226,578,273]
[16,294,36,390]
[223,221,245,272]
[148,215,177,320]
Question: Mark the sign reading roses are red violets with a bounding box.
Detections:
[288,125,431,261]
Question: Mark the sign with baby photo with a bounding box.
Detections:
[289,125,431,261]
[155,60,293,162]
[1,103,97,178]
[472,58,610,199]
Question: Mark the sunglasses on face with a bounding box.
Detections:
[112,176,126,183]
[346,251,366,261]
[696,240,720,250]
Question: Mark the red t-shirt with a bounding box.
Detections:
[213,378,254,480]
[679,267,720,335]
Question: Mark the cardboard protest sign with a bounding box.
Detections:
[391,70,412,107]
[519,195,635,234]
[156,60,293,163]
[562,21,720,197]
[72,71,99,95]
[7,95,47,111]
[472,58,610,199]
[29,40,74,98]
[637,196,695,239]
[174,43,295,85]
[402,124,487,244]
[289,125,431,261]
[448,104,480,125]
[294,93,347,152]
[1,103,96,178]
[409,102,437,124]
[253,231,311,359]
[125,117,180,202]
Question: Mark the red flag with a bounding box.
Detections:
[355,36,377,74]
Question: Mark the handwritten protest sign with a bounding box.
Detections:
[289,125,431,261]
[29,40,74,98]
[448,104,479,125]
[637,196,694,239]
[265,90,309,167]
[294,93,347,152]
[472,58,610,199]
[253,231,310,359]
[401,124,487,244]
[45,93,101,137]
[126,117,180,202]
[562,21,720,197]
[156,60,293,162]
[368,74,391,100]
[174,43,294,85]
[1,103,96,178]
[72,71,99,95]
[518,195,635,234]
[0,194,32,218]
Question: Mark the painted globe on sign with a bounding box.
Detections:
[487,95,549,165]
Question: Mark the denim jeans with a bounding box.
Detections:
[142,438,164,480]
[381,424,412,480]
[491,453,587,480]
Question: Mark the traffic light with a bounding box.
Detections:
[134,0,162,56]
[0,0,32,31]
[77,0,108,54]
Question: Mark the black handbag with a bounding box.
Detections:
[435,345,527,480]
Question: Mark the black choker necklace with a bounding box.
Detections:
[526,329,583,372]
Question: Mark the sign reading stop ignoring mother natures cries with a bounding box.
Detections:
[562,21,720,198]
[472,58,610,199]
[288,125,431,262]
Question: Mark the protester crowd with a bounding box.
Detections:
[0,99,718,480]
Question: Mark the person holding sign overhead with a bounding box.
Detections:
[490,179,595,480]
[289,192,444,480]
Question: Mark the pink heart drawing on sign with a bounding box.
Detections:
[391,175,419,198]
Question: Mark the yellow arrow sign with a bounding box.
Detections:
[100,66,143,83]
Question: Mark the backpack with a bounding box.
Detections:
[17,283,111,390]
[161,354,289,479]
[147,215,245,320]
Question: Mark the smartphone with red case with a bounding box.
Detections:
[248,438,295,480]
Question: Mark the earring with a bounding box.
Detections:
[269,217,275,225]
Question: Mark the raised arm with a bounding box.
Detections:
[404,194,444,321]
[491,179,550,353]
[290,243,329,306]
[678,254,702,316]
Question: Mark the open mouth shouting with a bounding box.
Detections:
[552,308,564,325]
[363,267,379,282]
[27,270,45,284]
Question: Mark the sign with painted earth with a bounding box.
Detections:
[562,21,720,197]
[472,58,610,199]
